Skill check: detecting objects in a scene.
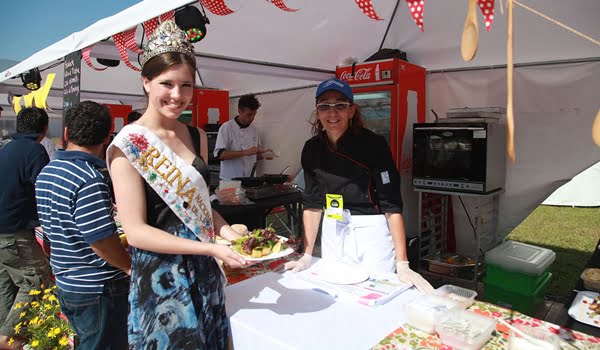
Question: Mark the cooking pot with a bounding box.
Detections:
[232,176,265,187]
[263,174,289,185]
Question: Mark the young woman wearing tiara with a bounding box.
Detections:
[107,20,247,349]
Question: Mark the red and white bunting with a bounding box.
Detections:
[123,27,143,54]
[159,10,175,22]
[270,0,299,12]
[354,0,383,21]
[406,0,425,31]
[82,46,107,71]
[113,32,141,72]
[144,17,160,39]
[200,0,234,16]
[477,0,495,31]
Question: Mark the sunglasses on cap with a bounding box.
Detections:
[316,102,351,112]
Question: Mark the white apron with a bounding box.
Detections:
[321,210,396,274]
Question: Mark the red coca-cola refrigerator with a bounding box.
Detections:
[336,58,426,238]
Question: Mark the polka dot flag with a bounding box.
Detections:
[82,46,107,71]
[144,17,160,39]
[113,31,141,72]
[270,0,299,12]
[159,10,175,22]
[200,0,235,16]
[406,0,425,32]
[123,27,143,54]
[477,0,495,31]
[354,0,383,21]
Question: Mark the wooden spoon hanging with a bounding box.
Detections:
[506,0,515,161]
[461,0,479,61]
[593,109,600,146]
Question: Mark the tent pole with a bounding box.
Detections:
[426,56,600,74]
[378,1,402,51]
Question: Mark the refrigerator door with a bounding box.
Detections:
[352,86,398,161]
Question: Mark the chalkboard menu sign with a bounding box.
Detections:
[63,51,81,116]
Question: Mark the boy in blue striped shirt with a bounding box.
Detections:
[36,101,130,349]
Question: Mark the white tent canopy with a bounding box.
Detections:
[1,0,599,253]
[543,161,600,207]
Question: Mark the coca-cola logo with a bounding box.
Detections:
[340,67,372,82]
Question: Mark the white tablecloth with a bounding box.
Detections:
[225,270,421,350]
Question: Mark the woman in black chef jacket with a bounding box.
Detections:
[283,78,433,294]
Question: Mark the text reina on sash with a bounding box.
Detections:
[139,146,211,218]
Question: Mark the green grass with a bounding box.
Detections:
[506,206,600,300]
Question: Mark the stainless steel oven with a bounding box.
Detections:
[412,121,506,194]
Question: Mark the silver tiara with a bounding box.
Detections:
[141,20,196,67]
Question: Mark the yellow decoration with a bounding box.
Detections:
[12,73,55,114]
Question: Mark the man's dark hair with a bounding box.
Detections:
[238,94,261,111]
[65,101,112,146]
[127,111,142,124]
[16,107,49,134]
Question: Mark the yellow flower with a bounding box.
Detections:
[29,316,39,326]
[48,329,57,338]
[31,301,40,308]
[14,302,23,309]
[42,294,49,300]
[31,339,39,347]
[52,285,57,290]
[48,295,58,303]
[53,327,61,335]
[44,303,53,310]
[44,288,52,294]
[59,336,68,346]
[19,312,25,318]
[28,289,41,296]
[7,338,14,346]
[14,322,22,334]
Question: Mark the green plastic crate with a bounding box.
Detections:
[484,264,551,294]
[483,272,552,316]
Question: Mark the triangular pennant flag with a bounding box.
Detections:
[82,46,107,71]
[144,17,160,39]
[405,0,425,31]
[113,32,141,72]
[160,10,175,22]
[354,0,384,20]
[477,0,495,31]
[270,0,299,12]
[200,0,235,16]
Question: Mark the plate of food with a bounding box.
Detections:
[230,226,294,261]
[567,290,600,328]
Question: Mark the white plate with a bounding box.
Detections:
[232,236,294,262]
[307,259,370,285]
[567,290,600,328]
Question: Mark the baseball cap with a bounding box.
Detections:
[315,78,353,102]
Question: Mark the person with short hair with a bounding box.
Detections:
[0,107,51,349]
[214,94,273,180]
[36,101,131,349]
[127,110,142,125]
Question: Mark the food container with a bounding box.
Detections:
[435,310,496,350]
[434,285,477,309]
[423,252,477,277]
[485,240,555,276]
[581,268,600,292]
[507,324,559,350]
[404,294,459,334]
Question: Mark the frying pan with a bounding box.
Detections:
[233,176,265,187]
[263,174,289,185]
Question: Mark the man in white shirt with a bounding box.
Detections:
[214,94,271,180]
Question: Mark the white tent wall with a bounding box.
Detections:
[425,61,600,255]
[543,161,600,207]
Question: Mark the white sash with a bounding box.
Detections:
[106,124,214,243]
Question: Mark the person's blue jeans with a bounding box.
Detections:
[57,277,129,349]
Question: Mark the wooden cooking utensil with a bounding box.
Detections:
[461,0,479,61]
[506,0,515,162]
[593,109,600,146]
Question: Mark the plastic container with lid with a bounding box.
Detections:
[434,285,478,309]
[508,324,559,350]
[581,268,600,292]
[485,240,556,276]
[404,295,459,334]
[435,310,496,350]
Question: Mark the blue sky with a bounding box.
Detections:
[0,0,140,63]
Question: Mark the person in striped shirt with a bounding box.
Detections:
[35,101,131,349]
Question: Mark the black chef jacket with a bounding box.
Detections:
[301,128,403,215]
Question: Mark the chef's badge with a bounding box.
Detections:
[381,171,390,185]
[325,194,344,220]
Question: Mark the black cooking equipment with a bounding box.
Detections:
[233,176,265,188]
[263,174,289,184]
